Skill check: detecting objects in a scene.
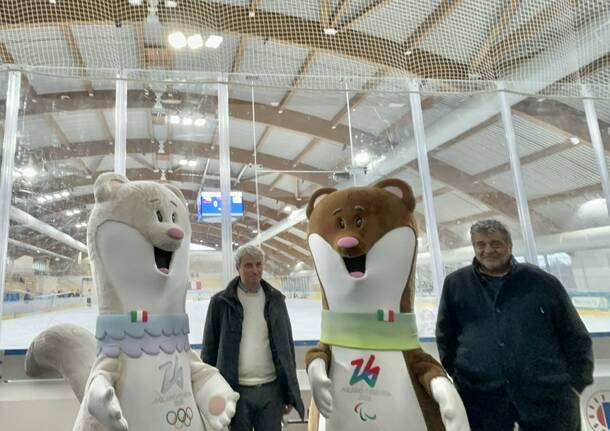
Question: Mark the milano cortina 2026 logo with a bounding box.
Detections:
[349,355,381,422]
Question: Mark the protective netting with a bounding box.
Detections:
[0,0,608,96]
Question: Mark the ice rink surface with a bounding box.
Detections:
[2,298,609,350]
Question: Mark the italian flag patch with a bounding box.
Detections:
[377,309,395,322]
[130,310,148,322]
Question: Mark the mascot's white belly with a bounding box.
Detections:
[327,347,426,430]
[117,351,204,431]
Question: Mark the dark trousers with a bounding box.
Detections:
[459,387,581,431]
[231,379,284,431]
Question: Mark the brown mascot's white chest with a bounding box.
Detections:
[309,226,426,429]
[326,347,426,429]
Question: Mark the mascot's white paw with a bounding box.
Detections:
[307,358,333,418]
[87,375,129,431]
[430,377,470,431]
[195,373,240,431]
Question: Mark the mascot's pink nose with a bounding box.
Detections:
[166,227,184,240]
[337,236,359,248]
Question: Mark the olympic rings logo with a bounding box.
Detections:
[166,407,193,428]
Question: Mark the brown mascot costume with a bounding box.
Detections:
[305,179,470,431]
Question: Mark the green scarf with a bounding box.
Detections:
[320,309,420,350]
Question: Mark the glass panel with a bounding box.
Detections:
[514,96,610,332]
[124,80,220,346]
[420,93,521,335]
[2,73,114,349]
[229,85,355,342]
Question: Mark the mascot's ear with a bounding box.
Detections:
[163,183,187,205]
[374,179,416,212]
[306,187,337,219]
[94,173,128,203]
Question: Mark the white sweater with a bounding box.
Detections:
[237,287,277,386]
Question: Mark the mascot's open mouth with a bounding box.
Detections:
[342,254,366,278]
[154,247,173,274]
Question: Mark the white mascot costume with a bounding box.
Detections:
[26,173,239,431]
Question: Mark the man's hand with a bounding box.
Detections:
[283,405,293,415]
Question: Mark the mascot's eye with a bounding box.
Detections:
[156,210,163,222]
[172,213,176,223]
[338,218,345,229]
[355,216,363,227]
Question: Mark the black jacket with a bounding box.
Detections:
[436,258,593,416]
[201,276,305,419]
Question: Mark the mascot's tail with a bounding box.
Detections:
[25,324,97,402]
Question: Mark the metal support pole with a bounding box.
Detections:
[251,84,261,236]
[498,85,537,263]
[218,77,234,286]
[408,80,444,297]
[344,83,358,186]
[0,71,22,344]
[582,86,610,220]
[114,77,127,175]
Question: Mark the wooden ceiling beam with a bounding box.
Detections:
[513,99,610,154]
[7,89,357,147]
[38,139,331,185]
[0,0,468,79]
[277,50,319,113]
[60,23,94,93]
[469,0,521,76]
[402,0,464,53]
[339,0,390,32]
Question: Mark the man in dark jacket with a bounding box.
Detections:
[436,219,593,431]
[201,245,304,431]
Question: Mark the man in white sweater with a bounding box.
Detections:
[202,246,304,430]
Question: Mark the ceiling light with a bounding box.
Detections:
[252,229,258,234]
[324,28,337,36]
[354,151,370,165]
[404,50,412,56]
[37,197,46,203]
[248,11,256,18]
[569,136,580,145]
[67,210,73,216]
[61,190,70,197]
[168,31,187,49]
[194,117,206,127]
[129,0,143,5]
[53,193,62,199]
[21,166,37,178]
[187,160,197,167]
[283,205,293,213]
[165,0,177,7]
[73,209,81,215]
[179,159,188,166]
[169,115,181,124]
[182,116,193,126]
[205,35,223,49]
[187,34,204,50]
[45,194,54,201]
